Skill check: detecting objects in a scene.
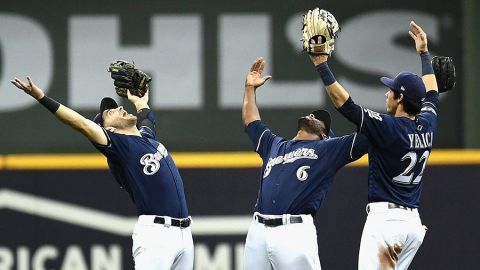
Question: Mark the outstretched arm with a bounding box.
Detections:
[11,77,108,145]
[409,21,438,92]
[310,21,438,108]
[308,54,364,127]
[309,55,349,109]
[242,57,272,126]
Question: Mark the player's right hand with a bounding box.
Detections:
[128,87,150,111]
[10,76,45,100]
[245,57,272,88]
[408,21,428,53]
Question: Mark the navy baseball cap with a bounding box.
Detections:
[380,71,426,102]
[311,109,331,135]
[93,97,118,127]
[310,110,332,130]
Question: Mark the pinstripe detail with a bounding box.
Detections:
[359,106,365,131]
[256,130,268,152]
[350,133,358,160]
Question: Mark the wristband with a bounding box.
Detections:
[315,62,337,86]
[38,96,60,113]
[420,52,434,75]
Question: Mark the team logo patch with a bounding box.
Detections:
[140,154,161,175]
[364,108,382,121]
[139,143,169,175]
[421,106,437,116]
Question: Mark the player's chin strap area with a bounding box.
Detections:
[254,212,304,227]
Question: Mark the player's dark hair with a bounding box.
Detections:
[297,117,328,139]
[392,91,422,115]
[317,125,328,139]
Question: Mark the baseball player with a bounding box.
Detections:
[242,57,369,270]
[10,76,193,269]
[308,19,439,269]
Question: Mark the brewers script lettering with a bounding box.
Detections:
[263,148,318,178]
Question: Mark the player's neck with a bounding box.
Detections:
[394,106,416,120]
[293,130,321,141]
[111,126,141,136]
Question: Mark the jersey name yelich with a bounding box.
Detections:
[408,132,433,149]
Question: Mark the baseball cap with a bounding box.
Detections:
[380,71,426,102]
[93,97,118,127]
[311,109,331,135]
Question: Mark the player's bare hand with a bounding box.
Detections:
[127,88,149,110]
[245,57,272,88]
[10,76,45,100]
[409,21,428,53]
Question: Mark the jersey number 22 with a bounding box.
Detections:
[393,150,430,185]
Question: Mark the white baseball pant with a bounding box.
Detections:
[132,215,194,270]
[358,202,427,270]
[244,212,321,270]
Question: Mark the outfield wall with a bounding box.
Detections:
[0,0,464,152]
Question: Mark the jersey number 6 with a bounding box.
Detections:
[393,150,430,185]
[296,166,310,181]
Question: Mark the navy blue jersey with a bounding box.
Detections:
[94,111,188,218]
[245,120,368,216]
[338,91,439,208]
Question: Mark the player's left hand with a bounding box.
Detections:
[108,60,151,98]
[245,57,272,88]
[10,76,45,100]
[127,87,150,111]
[409,21,428,53]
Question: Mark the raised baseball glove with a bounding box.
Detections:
[301,8,340,55]
[107,60,152,98]
[432,56,455,93]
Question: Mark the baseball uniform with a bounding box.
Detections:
[243,119,368,270]
[337,78,439,269]
[93,100,193,270]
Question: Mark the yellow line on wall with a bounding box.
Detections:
[1,149,479,170]
[0,155,5,170]
[428,149,480,165]
[5,154,108,170]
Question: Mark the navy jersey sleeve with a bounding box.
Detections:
[92,129,129,160]
[137,109,156,140]
[337,97,398,148]
[327,133,369,169]
[245,120,281,159]
[351,133,369,160]
[418,90,439,128]
[92,130,132,193]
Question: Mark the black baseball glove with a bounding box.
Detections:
[107,60,152,98]
[432,56,455,93]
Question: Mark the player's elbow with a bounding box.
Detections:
[242,104,260,127]
[242,113,260,127]
[242,115,251,127]
[326,91,347,108]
